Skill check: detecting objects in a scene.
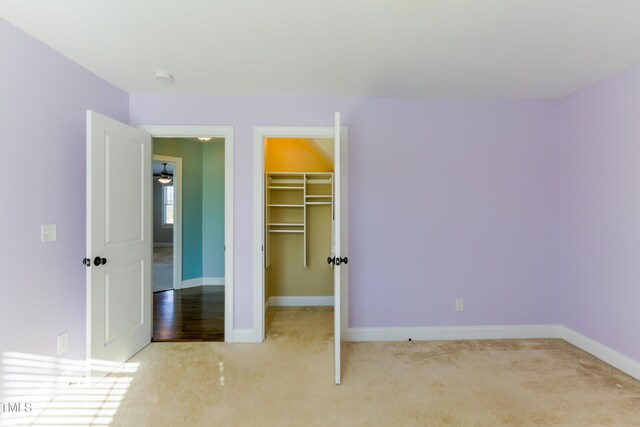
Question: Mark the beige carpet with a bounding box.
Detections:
[17,308,640,426]
[103,307,640,426]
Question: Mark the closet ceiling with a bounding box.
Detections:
[1,0,640,98]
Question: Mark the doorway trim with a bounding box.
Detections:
[253,126,349,342]
[152,155,183,291]
[140,125,235,342]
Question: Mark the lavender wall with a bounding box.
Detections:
[130,96,559,330]
[0,19,129,362]
[5,11,639,373]
[557,64,640,361]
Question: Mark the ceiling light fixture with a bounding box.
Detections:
[197,137,212,142]
[154,70,174,84]
[158,162,173,184]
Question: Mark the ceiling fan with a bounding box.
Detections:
[153,162,173,184]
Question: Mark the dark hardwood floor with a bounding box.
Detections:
[153,286,224,342]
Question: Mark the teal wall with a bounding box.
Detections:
[203,141,225,277]
[153,138,224,281]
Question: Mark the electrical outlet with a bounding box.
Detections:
[57,332,69,355]
[455,298,464,312]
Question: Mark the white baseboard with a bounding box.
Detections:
[559,326,640,381]
[268,296,334,307]
[181,277,225,288]
[228,329,260,343]
[153,243,173,248]
[202,277,225,286]
[181,278,203,289]
[346,325,562,342]
[344,324,640,381]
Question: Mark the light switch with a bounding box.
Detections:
[42,224,57,242]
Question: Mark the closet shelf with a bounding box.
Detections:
[267,186,304,190]
[269,179,304,185]
[265,171,334,269]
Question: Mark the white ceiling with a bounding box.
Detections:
[1,0,640,99]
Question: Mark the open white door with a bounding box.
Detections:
[333,112,346,385]
[86,111,152,376]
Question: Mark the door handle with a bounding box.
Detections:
[327,256,336,266]
[335,257,348,266]
[82,258,91,267]
[93,256,107,266]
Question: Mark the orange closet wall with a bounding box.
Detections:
[264,138,333,172]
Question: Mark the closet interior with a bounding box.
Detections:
[264,138,335,315]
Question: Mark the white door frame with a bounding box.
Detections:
[140,125,235,342]
[253,126,348,342]
[152,154,183,291]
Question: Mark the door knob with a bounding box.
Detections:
[335,257,348,266]
[82,258,91,267]
[327,256,336,266]
[93,256,107,266]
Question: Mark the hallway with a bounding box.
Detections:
[153,246,173,292]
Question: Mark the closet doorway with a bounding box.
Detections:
[264,149,335,305]
[253,118,348,384]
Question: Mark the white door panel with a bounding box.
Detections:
[87,110,151,376]
[104,133,145,244]
[104,261,144,344]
